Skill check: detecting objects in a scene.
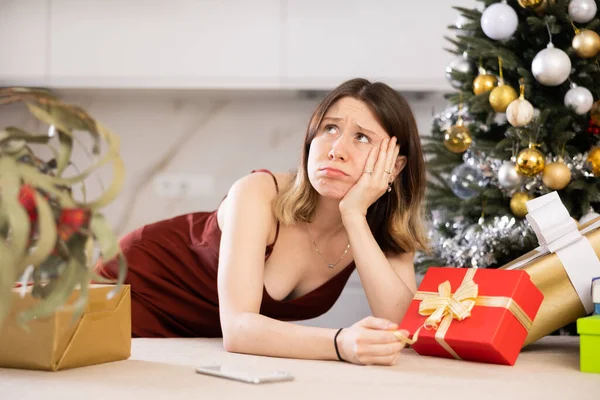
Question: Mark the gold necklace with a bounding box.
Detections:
[306,223,351,269]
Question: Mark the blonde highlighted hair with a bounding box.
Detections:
[273,78,429,254]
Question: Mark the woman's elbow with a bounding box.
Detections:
[221,323,240,353]
[222,334,239,353]
[220,313,252,353]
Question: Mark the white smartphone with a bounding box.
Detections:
[195,364,294,384]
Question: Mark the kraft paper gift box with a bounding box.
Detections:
[398,267,543,366]
[500,192,600,346]
[577,315,600,374]
[0,284,131,371]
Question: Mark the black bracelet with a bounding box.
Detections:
[334,328,344,361]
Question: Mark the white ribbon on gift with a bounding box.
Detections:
[505,191,600,314]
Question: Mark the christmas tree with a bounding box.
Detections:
[416,0,600,272]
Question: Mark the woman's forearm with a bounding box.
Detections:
[222,312,340,360]
[342,215,415,322]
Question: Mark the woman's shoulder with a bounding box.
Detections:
[217,170,293,236]
[230,170,293,197]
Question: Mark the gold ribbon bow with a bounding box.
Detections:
[419,274,478,330]
[394,269,533,360]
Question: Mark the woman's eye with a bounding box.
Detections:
[324,125,337,135]
[356,133,370,143]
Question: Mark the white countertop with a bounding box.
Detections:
[1,336,598,399]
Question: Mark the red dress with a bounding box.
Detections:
[95,169,356,337]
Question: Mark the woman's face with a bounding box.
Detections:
[307,97,391,199]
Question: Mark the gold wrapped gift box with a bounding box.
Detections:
[500,217,600,346]
[0,284,131,371]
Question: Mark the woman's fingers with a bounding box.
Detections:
[355,341,406,358]
[373,138,389,177]
[360,329,405,344]
[357,315,398,330]
[362,145,378,175]
[384,140,399,179]
[360,353,402,366]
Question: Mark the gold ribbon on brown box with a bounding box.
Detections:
[394,269,532,360]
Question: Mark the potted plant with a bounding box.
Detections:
[0,87,129,371]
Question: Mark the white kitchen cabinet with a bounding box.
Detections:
[282,0,475,91]
[0,0,479,91]
[49,0,282,88]
[0,0,48,86]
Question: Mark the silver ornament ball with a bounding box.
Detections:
[564,85,594,115]
[445,53,475,89]
[531,43,572,86]
[568,0,597,24]
[450,163,488,200]
[498,161,523,188]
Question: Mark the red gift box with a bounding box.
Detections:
[398,267,544,366]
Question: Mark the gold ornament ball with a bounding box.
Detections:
[510,192,533,218]
[473,74,498,95]
[587,147,600,175]
[542,162,572,190]
[516,147,546,176]
[489,84,518,113]
[572,30,600,59]
[444,124,473,153]
[518,0,544,8]
[533,0,556,15]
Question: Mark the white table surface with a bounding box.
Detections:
[1,336,599,399]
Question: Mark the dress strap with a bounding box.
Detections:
[251,169,279,193]
[251,169,280,249]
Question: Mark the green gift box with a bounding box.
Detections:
[577,315,600,374]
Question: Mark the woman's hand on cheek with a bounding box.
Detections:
[339,137,399,220]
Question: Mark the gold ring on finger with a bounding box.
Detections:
[384,170,391,174]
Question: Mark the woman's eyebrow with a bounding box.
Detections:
[323,116,382,137]
[356,123,380,136]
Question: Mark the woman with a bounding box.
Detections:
[96,78,429,366]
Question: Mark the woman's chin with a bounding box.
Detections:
[313,185,348,200]
[309,176,352,199]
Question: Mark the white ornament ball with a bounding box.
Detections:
[506,98,535,127]
[445,54,475,89]
[481,2,519,41]
[498,161,523,188]
[564,85,594,115]
[580,211,600,225]
[568,0,597,24]
[531,43,572,86]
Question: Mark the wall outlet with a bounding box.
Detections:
[153,173,215,198]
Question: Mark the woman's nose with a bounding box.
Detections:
[328,135,350,161]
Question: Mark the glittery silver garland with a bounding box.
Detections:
[416,214,534,269]
[435,104,490,134]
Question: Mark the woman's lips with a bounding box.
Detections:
[319,167,348,177]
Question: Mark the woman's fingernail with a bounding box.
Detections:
[387,322,398,329]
